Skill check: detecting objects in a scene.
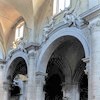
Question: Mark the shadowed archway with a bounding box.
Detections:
[42,33,88,100]
[6,57,27,100]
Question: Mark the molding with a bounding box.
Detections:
[6,41,40,62]
[89,18,100,32]
[80,4,100,21]
[36,71,47,77]
[42,11,88,43]
[36,71,47,85]
[25,42,40,51]
[37,27,90,74]
[11,16,24,29]
[26,43,40,59]
[82,57,90,63]
[6,48,26,62]
[82,57,89,75]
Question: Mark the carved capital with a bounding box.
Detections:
[3,82,11,91]
[82,57,90,63]
[28,49,37,59]
[84,69,88,75]
[82,57,90,75]
[36,72,47,86]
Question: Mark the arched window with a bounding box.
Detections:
[53,0,70,15]
[15,21,25,41]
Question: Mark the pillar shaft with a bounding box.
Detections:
[36,72,46,100]
[0,62,8,100]
[3,81,11,100]
[90,18,100,100]
[27,50,37,100]
[0,67,4,99]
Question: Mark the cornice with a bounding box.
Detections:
[80,4,100,21]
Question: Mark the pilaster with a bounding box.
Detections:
[89,18,100,100]
[0,60,8,100]
[3,81,11,100]
[27,45,39,100]
[36,72,47,100]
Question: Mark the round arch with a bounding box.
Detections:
[37,27,90,73]
[4,51,28,81]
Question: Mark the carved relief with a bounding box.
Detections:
[13,37,27,53]
[42,10,88,43]
[63,12,88,28]
[7,38,27,61]
[43,17,55,42]
[36,72,47,87]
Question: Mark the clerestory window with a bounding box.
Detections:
[15,21,24,41]
[53,0,71,15]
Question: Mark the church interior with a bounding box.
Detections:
[0,0,100,100]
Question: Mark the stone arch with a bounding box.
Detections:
[4,51,28,100]
[37,27,90,74]
[5,51,28,81]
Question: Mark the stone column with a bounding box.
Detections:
[0,61,8,100]
[0,64,4,99]
[27,49,37,100]
[36,72,46,100]
[3,81,11,100]
[90,18,100,100]
[62,83,79,100]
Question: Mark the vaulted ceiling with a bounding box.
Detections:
[0,0,46,44]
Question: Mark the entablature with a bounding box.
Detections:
[80,4,100,21]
